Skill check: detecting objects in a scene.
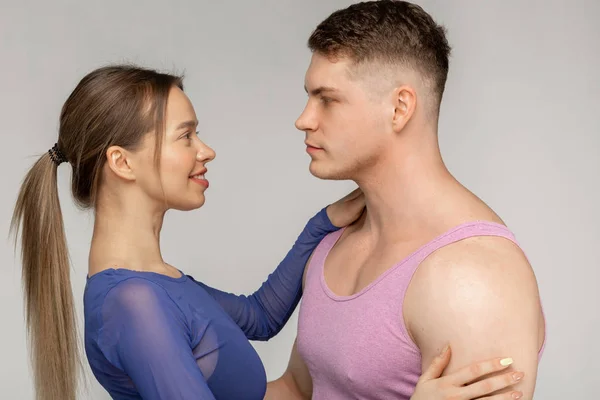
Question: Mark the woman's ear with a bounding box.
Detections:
[105,146,136,181]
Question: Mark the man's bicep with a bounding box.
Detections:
[302,250,316,290]
[287,339,313,397]
[266,338,312,399]
[412,245,542,398]
[421,305,540,394]
[266,248,315,399]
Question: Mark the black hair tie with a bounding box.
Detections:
[48,143,67,166]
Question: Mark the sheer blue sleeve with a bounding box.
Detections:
[98,278,216,400]
[194,207,338,340]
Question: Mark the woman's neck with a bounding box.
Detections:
[88,195,176,277]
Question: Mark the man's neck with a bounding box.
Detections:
[354,138,461,243]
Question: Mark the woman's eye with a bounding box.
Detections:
[183,131,200,141]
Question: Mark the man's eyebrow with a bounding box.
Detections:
[304,86,339,96]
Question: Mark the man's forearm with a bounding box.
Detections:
[265,375,308,400]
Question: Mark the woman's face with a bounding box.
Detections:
[134,86,216,211]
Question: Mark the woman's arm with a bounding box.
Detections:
[194,207,338,340]
[195,189,365,341]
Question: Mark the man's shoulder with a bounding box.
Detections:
[404,227,541,327]
[414,233,536,292]
[428,229,528,263]
[405,225,543,346]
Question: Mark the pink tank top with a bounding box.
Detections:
[297,221,546,399]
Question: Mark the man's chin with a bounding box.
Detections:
[309,161,346,181]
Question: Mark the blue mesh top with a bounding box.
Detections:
[83,208,337,399]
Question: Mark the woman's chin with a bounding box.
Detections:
[170,195,206,212]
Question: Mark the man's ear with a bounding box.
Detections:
[391,85,417,133]
[105,146,136,181]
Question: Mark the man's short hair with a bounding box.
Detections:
[308,0,451,112]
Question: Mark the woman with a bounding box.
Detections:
[11,65,524,400]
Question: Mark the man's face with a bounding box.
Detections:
[296,53,393,181]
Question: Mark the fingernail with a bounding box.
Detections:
[512,372,524,382]
[440,344,449,356]
[512,392,523,399]
[500,357,513,366]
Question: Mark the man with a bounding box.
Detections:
[267,1,545,399]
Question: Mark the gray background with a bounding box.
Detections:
[1,0,598,398]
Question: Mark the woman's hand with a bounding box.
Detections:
[325,188,365,228]
[411,345,524,400]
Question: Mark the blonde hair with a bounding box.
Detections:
[11,65,183,400]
